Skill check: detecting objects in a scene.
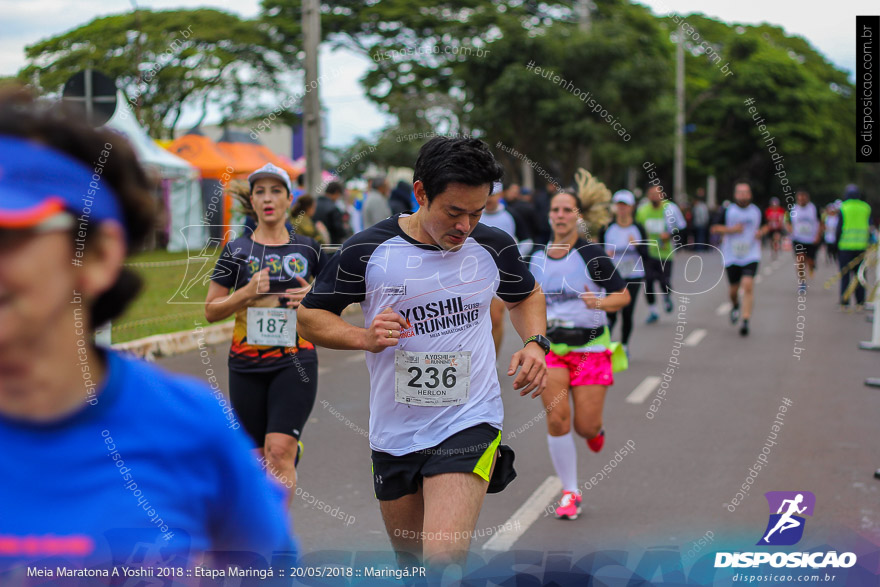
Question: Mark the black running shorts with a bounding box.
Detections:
[793,243,818,261]
[370,423,516,501]
[726,262,759,285]
[228,361,318,446]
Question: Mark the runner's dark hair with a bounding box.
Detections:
[0,86,155,329]
[413,137,503,204]
[291,194,314,218]
[324,181,344,196]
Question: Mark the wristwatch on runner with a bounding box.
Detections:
[524,334,551,355]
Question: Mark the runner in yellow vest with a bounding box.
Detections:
[835,184,873,310]
[635,185,686,323]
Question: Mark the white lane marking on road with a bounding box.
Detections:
[482,476,563,552]
[684,329,707,346]
[756,275,764,284]
[625,376,662,405]
[716,302,733,316]
[345,354,365,364]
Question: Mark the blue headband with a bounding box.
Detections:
[0,135,124,233]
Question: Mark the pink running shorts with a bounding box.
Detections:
[545,349,614,386]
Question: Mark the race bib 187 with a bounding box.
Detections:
[247,307,297,347]
[394,351,471,407]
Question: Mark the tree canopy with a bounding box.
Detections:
[20,8,297,138]
[16,2,864,201]
[264,0,859,201]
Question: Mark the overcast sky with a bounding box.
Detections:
[0,0,870,147]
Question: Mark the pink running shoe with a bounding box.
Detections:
[554,491,583,520]
[587,429,605,453]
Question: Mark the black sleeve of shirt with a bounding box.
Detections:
[300,245,363,315]
[300,224,389,315]
[472,223,537,303]
[210,241,243,290]
[575,241,628,293]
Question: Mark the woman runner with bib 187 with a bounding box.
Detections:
[529,171,631,521]
[205,163,326,503]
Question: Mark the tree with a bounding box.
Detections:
[263,0,674,186]
[263,0,863,202]
[667,14,856,203]
[19,9,298,138]
[457,0,675,186]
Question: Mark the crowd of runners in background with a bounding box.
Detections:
[329,177,866,271]
[2,86,877,578]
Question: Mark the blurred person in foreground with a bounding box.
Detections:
[0,88,295,573]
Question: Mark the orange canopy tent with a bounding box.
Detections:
[216,130,300,180]
[166,132,239,180]
[166,130,303,241]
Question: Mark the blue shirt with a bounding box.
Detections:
[0,350,296,569]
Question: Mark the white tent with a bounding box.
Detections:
[105,93,207,252]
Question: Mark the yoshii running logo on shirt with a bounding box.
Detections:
[399,296,481,337]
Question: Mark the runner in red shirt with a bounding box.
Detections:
[765,197,786,260]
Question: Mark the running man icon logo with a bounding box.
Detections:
[758,491,816,546]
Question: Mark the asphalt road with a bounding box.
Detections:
[157,247,879,570]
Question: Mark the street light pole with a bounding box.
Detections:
[128,0,143,121]
[674,31,686,205]
[577,0,592,33]
[302,0,323,198]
